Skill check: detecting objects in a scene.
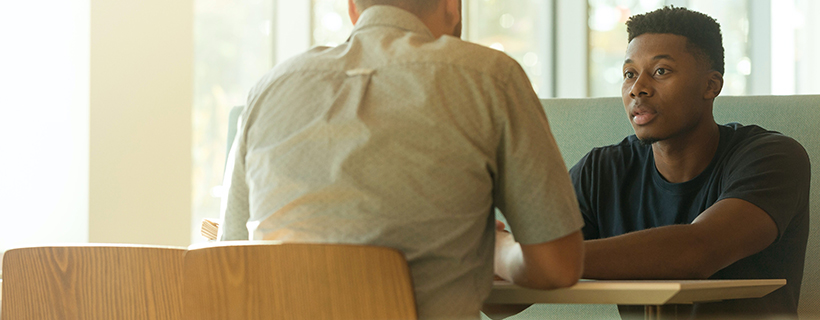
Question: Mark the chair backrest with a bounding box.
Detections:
[540,95,820,317]
[1,244,185,320]
[183,241,417,320]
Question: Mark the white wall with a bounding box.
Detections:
[0,0,194,261]
[0,0,90,253]
[89,0,193,246]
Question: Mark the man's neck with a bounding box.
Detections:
[652,121,721,183]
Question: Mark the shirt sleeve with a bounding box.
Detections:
[718,134,811,238]
[217,111,251,241]
[569,152,601,240]
[492,63,584,245]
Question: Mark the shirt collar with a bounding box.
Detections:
[350,5,435,39]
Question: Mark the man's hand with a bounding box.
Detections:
[493,220,584,289]
[496,219,507,231]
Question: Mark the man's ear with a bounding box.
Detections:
[444,0,461,36]
[704,71,723,100]
[348,0,360,25]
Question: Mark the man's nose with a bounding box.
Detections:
[629,74,653,98]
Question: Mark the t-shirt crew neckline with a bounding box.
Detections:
[649,125,730,195]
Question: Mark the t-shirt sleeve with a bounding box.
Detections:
[718,134,811,238]
[569,152,601,240]
[492,63,584,245]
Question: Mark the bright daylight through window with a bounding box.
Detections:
[190,0,820,244]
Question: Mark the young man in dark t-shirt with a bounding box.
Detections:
[570,7,810,319]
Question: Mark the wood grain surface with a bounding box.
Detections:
[183,242,417,320]
[1,245,185,320]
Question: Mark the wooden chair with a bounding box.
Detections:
[183,241,418,320]
[1,244,186,320]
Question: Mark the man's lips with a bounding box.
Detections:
[631,107,657,125]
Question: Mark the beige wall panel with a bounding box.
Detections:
[90,0,193,246]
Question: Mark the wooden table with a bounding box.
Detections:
[486,279,786,320]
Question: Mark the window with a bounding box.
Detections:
[773,0,819,94]
[463,0,554,97]
[687,0,750,95]
[192,0,274,243]
[313,0,353,47]
[588,0,665,97]
[191,0,820,242]
[587,0,819,96]
[311,0,553,96]
[588,0,750,96]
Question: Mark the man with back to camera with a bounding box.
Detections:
[217,0,586,319]
[570,6,810,319]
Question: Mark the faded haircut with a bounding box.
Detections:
[352,0,442,18]
[626,6,725,75]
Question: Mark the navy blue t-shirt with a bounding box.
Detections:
[570,123,810,318]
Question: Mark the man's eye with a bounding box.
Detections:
[624,71,634,79]
[655,68,667,75]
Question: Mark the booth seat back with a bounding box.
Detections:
[536,95,820,319]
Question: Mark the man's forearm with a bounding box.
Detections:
[584,198,779,280]
[583,224,721,280]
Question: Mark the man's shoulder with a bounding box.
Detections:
[721,123,808,157]
[257,36,522,85]
[270,45,340,74]
[394,35,525,83]
[245,45,342,97]
[718,123,811,180]
[436,36,519,65]
[724,123,792,140]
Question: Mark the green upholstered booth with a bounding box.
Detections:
[501,95,820,319]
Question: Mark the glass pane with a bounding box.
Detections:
[687,0,749,96]
[588,0,664,97]
[589,0,750,97]
[312,0,354,46]
[795,0,820,94]
[465,0,553,97]
[192,0,274,244]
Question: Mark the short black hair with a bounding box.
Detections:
[626,6,724,75]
